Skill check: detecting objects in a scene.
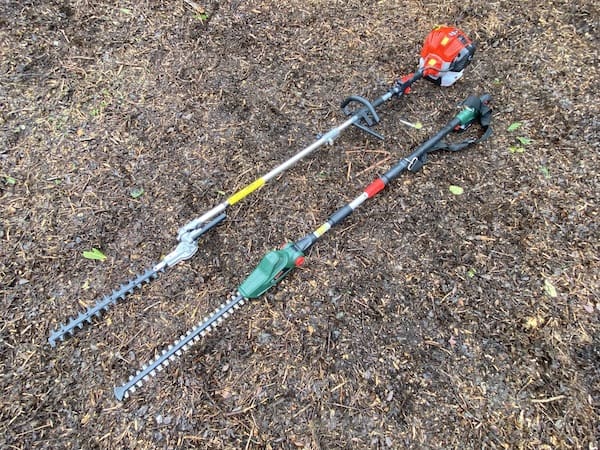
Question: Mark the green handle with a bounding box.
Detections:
[455,94,491,128]
[456,106,478,127]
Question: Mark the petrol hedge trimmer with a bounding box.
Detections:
[48,26,475,347]
[113,93,492,400]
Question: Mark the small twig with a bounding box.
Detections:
[15,422,52,437]
[423,339,452,356]
[355,156,392,176]
[184,0,205,14]
[223,403,257,416]
[398,118,423,129]
[244,422,255,450]
[531,395,566,404]
[345,149,390,154]
[292,404,311,419]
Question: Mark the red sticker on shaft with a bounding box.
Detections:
[364,178,386,198]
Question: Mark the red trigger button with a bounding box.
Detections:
[295,256,305,267]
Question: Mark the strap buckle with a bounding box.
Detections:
[408,155,426,172]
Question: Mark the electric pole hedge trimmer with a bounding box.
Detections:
[48,26,475,347]
[114,94,493,400]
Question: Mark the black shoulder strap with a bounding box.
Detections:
[433,97,493,152]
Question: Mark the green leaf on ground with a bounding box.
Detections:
[517,136,532,145]
[507,122,522,132]
[544,279,558,298]
[467,268,477,278]
[4,176,16,185]
[130,187,144,199]
[540,166,550,178]
[509,146,525,154]
[83,248,107,261]
[449,185,464,195]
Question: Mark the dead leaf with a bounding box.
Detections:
[184,0,205,14]
[583,303,595,313]
[448,336,457,348]
[544,279,558,297]
[525,316,544,330]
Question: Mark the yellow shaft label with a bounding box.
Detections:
[227,178,265,205]
[314,223,331,238]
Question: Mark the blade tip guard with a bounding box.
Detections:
[114,386,126,401]
[48,328,65,348]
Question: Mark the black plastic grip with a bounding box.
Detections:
[341,95,380,126]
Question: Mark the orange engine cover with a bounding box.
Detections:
[419,26,475,86]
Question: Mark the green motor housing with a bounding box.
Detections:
[455,94,491,130]
[238,243,305,299]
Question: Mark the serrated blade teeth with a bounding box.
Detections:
[48,267,161,347]
[115,294,247,401]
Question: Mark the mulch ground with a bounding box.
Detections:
[1,0,598,448]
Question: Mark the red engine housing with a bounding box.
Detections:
[419,26,475,86]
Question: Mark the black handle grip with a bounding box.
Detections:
[340,95,380,126]
[461,94,490,112]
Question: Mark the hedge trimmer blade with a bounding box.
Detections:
[114,292,246,400]
[48,213,227,347]
[48,267,161,347]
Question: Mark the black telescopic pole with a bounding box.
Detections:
[294,107,464,253]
